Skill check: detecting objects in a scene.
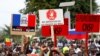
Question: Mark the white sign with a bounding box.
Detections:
[39,9,64,26]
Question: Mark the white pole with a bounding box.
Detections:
[90,0,94,39]
[64,8,71,31]
[90,0,92,14]
[51,25,54,41]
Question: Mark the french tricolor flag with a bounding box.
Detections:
[12,14,36,27]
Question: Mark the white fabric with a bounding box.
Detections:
[31,48,36,54]
[74,48,81,54]
[20,14,28,26]
[57,42,63,48]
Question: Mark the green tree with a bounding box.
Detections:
[21,0,97,15]
[2,25,10,36]
[21,0,97,28]
[20,0,98,35]
[0,30,4,42]
[1,25,21,43]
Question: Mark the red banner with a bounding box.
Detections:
[66,34,86,40]
[76,14,100,32]
[54,25,68,36]
[41,26,51,37]
[41,19,68,37]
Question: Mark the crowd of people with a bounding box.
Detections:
[0,37,100,56]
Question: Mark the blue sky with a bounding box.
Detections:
[0,0,100,29]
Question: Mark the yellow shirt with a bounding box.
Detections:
[63,46,69,54]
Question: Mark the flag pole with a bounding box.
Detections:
[85,32,89,56]
[54,35,57,47]
[90,0,92,14]
[51,25,56,47]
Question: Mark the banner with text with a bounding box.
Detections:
[11,14,36,35]
[41,19,68,37]
[39,9,64,26]
[76,14,100,32]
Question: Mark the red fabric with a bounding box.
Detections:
[75,14,100,32]
[66,34,86,40]
[5,42,12,46]
[54,25,68,36]
[41,18,68,37]
[41,26,51,37]
[64,18,68,26]
[28,14,36,27]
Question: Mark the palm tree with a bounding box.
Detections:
[1,25,21,44]
[2,25,10,36]
[0,25,10,43]
[0,30,5,42]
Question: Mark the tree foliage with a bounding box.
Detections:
[2,25,10,36]
[20,0,98,30]
[1,25,21,43]
[22,0,97,16]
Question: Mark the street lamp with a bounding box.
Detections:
[59,1,75,31]
[59,1,75,7]
[90,0,92,14]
